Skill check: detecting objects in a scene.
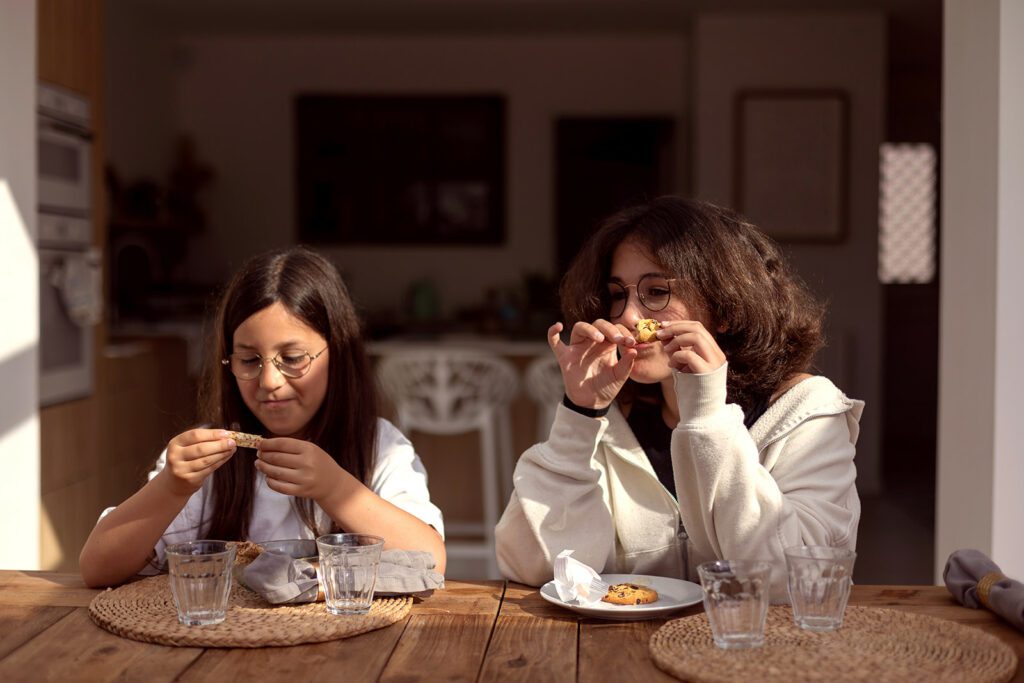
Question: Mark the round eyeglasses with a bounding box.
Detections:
[221,347,327,380]
[606,275,677,319]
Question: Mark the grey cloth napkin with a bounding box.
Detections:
[944,548,1024,631]
[242,549,444,605]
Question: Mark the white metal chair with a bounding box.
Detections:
[376,348,519,579]
[525,355,565,443]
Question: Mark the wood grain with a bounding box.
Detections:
[381,614,497,683]
[0,571,98,607]
[178,618,409,681]
[500,582,577,620]
[480,616,577,682]
[579,620,678,683]
[1,574,1022,683]
[0,608,200,682]
[411,580,505,616]
[0,605,72,660]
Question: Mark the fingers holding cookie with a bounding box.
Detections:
[634,318,662,343]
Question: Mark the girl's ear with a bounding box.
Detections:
[716,323,728,334]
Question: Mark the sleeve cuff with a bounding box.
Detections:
[673,362,729,425]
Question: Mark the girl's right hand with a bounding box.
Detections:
[156,428,237,498]
[547,320,637,410]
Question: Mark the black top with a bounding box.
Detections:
[626,399,676,498]
[626,392,772,499]
[743,394,772,429]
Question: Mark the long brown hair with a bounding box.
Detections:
[559,196,825,416]
[198,247,378,541]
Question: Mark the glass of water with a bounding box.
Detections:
[166,540,236,626]
[316,533,385,615]
[784,545,856,632]
[697,560,772,649]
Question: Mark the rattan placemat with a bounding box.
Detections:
[649,605,1018,683]
[89,575,412,648]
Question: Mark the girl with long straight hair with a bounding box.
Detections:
[81,247,445,587]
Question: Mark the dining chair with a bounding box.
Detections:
[524,355,564,444]
[376,348,520,579]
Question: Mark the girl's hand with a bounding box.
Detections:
[547,320,637,410]
[255,437,347,503]
[656,321,727,374]
[157,428,237,498]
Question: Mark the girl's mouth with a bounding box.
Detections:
[261,398,293,410]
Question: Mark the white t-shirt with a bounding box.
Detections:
[134,418,444,573]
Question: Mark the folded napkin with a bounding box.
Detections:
[944,548,1024,631]
[553,549,609,606]
[242,548,444,605]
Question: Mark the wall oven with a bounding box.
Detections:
[37,82,102,407]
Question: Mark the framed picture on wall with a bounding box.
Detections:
[733,89,849,243]
[295,95,505,245]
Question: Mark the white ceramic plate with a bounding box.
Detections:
[539,573,704,621]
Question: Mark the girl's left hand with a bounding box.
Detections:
[255,437,347,502]
[656,321,727,374]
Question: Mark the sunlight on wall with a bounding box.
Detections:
[0,179,41,569]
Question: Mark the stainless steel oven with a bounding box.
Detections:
[37,82,101,407]
[38,83,92,215]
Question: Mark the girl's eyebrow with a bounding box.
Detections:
[608,271,667,284]
[232,340,305,351]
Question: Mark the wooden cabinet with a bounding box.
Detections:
[37,0,111,571]
[37,0,103,97]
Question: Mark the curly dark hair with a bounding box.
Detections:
[197,247,378,541]
[559,196,826,416]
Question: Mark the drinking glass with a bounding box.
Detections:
[784,545,856,632]
[316,533,385,615]
[697,560,772,649]
[166,540,236,626]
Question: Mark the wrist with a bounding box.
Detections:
[153,468,198,501]
[316,464,360,511]
[562,393,610,418]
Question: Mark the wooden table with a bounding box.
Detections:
[1,572,1021,682]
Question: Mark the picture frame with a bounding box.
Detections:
[733,89,849,243]
[295,95,505,245]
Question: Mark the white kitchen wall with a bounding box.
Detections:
[132,34,687,315]
[693,11,885,495]
[0,1,40,570]
[938,0,1024,581]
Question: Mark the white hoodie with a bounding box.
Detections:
[495,364,863,601]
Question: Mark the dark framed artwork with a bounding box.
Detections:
[296,95,505,245]
[733,90,849,243]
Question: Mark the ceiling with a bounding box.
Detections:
[118,0,940,35]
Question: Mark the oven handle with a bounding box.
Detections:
[39,118,93,141]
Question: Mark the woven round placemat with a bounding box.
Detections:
[649,605,1018,683]
[89,575,412,648]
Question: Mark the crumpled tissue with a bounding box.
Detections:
[553,549,609,606]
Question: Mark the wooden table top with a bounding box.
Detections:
[0,572,1021,682]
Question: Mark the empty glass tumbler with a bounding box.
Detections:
[316,533,385,615]
[784,545,856,632]
[166,540,236,626]
[697,560,772,649]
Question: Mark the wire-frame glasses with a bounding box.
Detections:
[606,275,677,319]
[222,347,327,380]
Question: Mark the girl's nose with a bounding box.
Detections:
[616,292,644,328]
[258,360,286,390]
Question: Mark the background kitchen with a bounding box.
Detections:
[27,0,947,581]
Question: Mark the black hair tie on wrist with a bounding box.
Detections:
[562,394,610,418]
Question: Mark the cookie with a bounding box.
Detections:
[232,540,264,565]
[635,318,661,343]
[601,582,659,605]
[226,430,263,449]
